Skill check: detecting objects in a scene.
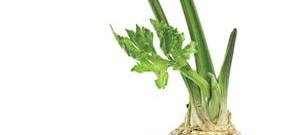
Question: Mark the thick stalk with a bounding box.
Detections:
[149,0,204,126]
[216,29,237,127]
[148,0,218,128]
[180,66,215,130]
[148,0,200,126]
[218,29,237,100]
[180,0,215,77]
[148,0,169,25]
[181,75,203,126]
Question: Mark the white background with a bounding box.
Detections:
[0,0,300,135]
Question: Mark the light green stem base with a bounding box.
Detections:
[169,123,240,135]
[170,112,240,135]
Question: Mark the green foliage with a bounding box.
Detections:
[150,19,197,70]
[111,20,197,89]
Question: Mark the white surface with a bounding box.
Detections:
[0,0,300,135]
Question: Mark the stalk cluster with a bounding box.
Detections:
[112,0,238,132]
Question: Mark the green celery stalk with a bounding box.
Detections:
[219,28,237,100]
[180,0,215,77]
[148,0,169,25]
[148,0,204,125]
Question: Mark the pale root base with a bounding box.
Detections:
[169,123,240,135]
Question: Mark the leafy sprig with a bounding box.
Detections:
[111,19,197,89]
